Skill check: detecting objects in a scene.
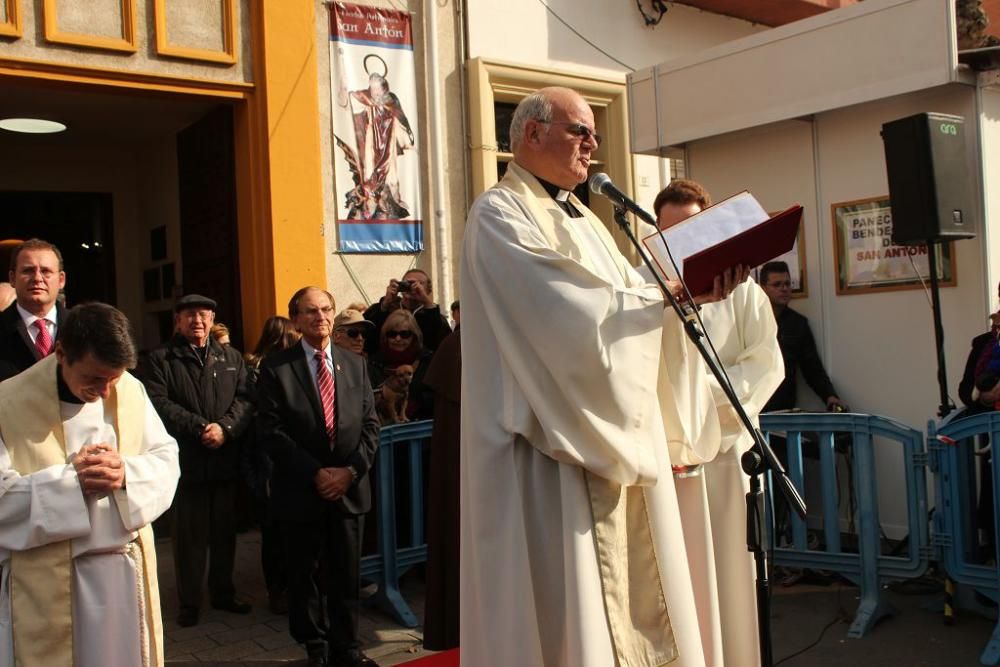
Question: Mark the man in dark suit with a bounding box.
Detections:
[0,238,67,382]
[257,286,380,667]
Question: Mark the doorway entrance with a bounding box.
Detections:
[0,80,242,351]
[0,191,115,305]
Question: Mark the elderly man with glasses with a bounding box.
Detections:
[333,309,374,356]
[256,287,380,667]
[143,294,253,628]
[460,86,719,667]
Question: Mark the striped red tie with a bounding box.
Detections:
[33,320,52,358]
[315,350,337,445]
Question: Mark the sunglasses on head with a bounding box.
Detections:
[338,327,365,339]
[386,330,414,340]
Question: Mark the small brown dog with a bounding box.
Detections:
[376,364,415,425]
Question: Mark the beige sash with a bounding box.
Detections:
[0,355,164,667]
[497,164,678,666]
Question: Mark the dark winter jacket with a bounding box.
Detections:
[143,334,252,483]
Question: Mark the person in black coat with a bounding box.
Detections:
[0,239,67,382]
[142,294,253,627]
[256,287,380,667]
[244,315,301,615]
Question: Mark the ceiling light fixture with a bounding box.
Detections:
[0,118,67,134]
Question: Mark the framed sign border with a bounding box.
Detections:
[831,195,955,296]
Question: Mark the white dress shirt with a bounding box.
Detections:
[16,303,57,345]
[301,338,335,391]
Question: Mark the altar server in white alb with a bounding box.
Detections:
[0,302,179,667]
[461,86,724,667]
[653,179,784,667]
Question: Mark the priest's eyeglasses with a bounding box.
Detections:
[541,121,602,147]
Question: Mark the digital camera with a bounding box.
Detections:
[397,279,413,293]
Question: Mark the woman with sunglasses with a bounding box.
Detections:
[244,316,301,615]
[368,309,434,421]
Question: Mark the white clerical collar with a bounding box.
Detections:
[554,189,571,202]
[17,302,57,328]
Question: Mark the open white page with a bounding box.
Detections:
[642,191,769,281]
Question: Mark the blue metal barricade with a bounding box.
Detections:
[360,420,432,627]
[930,410,1000,665]
[759,412,930,638]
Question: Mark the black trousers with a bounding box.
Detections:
[172,480,238,610]
[283,512,363,654]
[260,510,286,595]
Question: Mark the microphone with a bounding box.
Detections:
[588,172,657,226]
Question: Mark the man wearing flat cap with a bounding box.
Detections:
[142,294,253,627]
[333,309,374,357]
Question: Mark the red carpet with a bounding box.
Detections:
[399,648,459,666]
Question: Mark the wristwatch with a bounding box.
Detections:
[347,465,359,482]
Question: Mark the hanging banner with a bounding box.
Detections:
[329,2,422,253]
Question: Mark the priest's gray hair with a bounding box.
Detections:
[509,91,553,152]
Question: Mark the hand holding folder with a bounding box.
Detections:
[642,191,803,297]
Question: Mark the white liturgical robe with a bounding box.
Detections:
[461,162,712,667]
[0,373,179,667]
[672,281,783,667]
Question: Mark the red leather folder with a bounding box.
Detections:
[681,205,802,296]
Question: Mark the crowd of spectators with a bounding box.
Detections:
[0,230,901,660]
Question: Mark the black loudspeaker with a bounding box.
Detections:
[880,112,976,245]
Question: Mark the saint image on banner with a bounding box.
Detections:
[336,60,415,220]
[329,1,422,253]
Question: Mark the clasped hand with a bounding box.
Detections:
[314,467,353,501]
[200,423,225,449]
[72,443,125,495]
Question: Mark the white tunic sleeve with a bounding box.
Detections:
[113,390,180,531]
[464,191,666,487]
[635,264,725,466]
[657,310,724,467]
[0,437,91,551]
[702,281,784,452]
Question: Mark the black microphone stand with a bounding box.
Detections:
[610,205,806,667]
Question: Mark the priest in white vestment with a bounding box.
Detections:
[652,181,784,667]
[0,303,179,667]
[461,87,721,667]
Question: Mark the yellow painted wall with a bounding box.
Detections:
[237,1,328,342]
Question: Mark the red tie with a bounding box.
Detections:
[315,350,337,445]
[34,320,52,358]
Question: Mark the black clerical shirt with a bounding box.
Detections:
[537,177,583,218]
[57,366,85,404]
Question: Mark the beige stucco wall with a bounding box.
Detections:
[687,84,989,535]
[318,0,766,312]
[0,0,253,82]
[466,0,763,78]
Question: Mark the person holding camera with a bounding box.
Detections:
[363,269,452,356]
